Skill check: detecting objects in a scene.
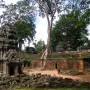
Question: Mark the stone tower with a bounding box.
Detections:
[0,24,23,76]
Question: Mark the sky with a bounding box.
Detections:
[35,16,48,44]
[0,0,90,48]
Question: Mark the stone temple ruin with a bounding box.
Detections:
[0,24,23,76]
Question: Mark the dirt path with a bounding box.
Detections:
[77,74,90,82]
[23,68,88,82]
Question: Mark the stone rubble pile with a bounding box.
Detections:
[0,74,90,90]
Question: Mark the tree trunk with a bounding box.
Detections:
[41,27,52,69]
[47,25,52,58]
[41,14,52,68]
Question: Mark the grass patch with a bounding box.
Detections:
[14,87,90,90]
[21,53,41,61]
[20,51,90,61]
[21,52,78,61]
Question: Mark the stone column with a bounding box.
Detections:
[3,62,8,76]
[15,65,19,75]
[21,63,24,73]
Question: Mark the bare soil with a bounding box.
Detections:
[23,68,90,82]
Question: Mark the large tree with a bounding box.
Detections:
[0,0,35,24]
[27,0,90,59]
[51,10,90,51]
[30,0,66,59]
[0,0,36,50]
[0,0,5,8]
[62,0,90,12]
[15,19,35,51]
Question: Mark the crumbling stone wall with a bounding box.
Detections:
[31,59,84,74]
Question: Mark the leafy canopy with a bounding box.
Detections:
[51,10,90,51]
[33,40,46,53]
[15,19,36,43]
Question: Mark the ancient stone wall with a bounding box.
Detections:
[31,60,42,68]
[31,59,84,73]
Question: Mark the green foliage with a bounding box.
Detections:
[51,10,90,51]
[15,0,36,50]
[33,40,46,53]
[15,19,35,50]
[15,20,35,42]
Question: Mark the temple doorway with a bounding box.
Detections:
[8,63,15,75]
[83,58,90,71]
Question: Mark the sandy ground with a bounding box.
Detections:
[23,68,88,82]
